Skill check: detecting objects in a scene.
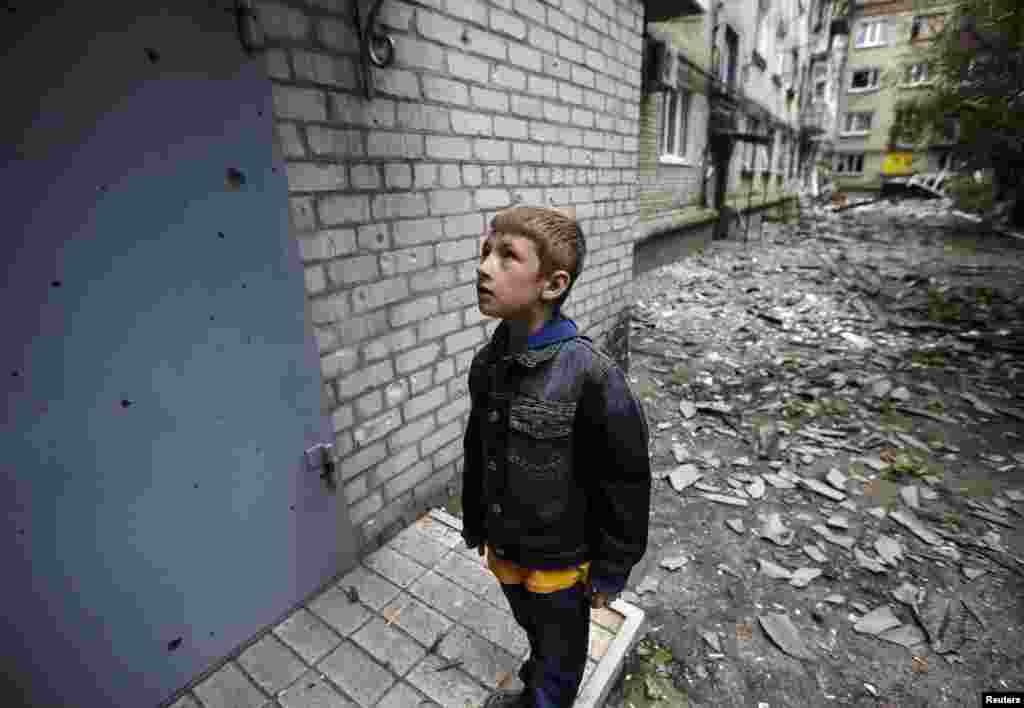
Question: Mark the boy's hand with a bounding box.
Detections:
[583,578,617,609]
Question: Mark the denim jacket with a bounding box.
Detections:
[460,316,651,595]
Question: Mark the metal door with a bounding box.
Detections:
[0,4,357,707]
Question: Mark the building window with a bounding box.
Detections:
[843,111,873,135]
[910,14,945,41]
[660,88,690,158]
[744,118,760,170]
[754,0,771,67]
[854,20,887,48]
[849,68,880,91]
[813,64,827,99]
[905,62,932,85]
[724,26,739,89]
[835,154,865,174]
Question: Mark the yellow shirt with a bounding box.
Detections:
[486,543,591,594]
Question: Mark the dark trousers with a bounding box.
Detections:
[499,580,590,708]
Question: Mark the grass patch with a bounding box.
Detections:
[622,638,690,708]
[669,365,692,386]
[910,349,948,367]
[927,290,962,323]
[444,493,463,517]
[881,448,940,481]
[956,477,994,498]
[942,511,962,531]
[925,431,946,449]
[637,382,659,402]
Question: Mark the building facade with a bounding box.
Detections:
[833,0,957,190]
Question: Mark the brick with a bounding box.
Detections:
[441,164,464,187]
[408,368,433,396]
[571,107,594,127]
[561,127,583,146]
[384,163,413,190]
[475,188,511,209]
[434,357,456,384]
[353,409,403,446]
[474,139,510,162]
[447,52,491,85]
[291,51,357,89]
[304,264,326,294]
[336,360,394,401]
[547,8,576,37]
[331,93,395,128]
[416,10,463,47]
[444,326,483,356]
[436,237,478,264]
[542,53,570,82]
[393,36,446,71]
[470,86,509,113]
[307,125,364,158]
[367,132,423,161]
[429,190,473,216]
[272,85,327,121]
[421,76,469,105]
[491,116,527,142]
[327,254,379,286]
[507,42,541,72]
[527,75,557,99]
[287,162,347,192]
[322,345,359,381]
[464,29,506,61]
[264,48,290,80]
[442,283,478,312]
[560,81,583,105]
[455,348,476,374]
[396,341,443,376]
[384,380,409,409]
[510,95,543,119]
[355,389,383,420]
[514,0,546,24]
[544,145,570,163]
[443,212,485,237]
[543,101,570,124]
[414,163,438,188]
[450,110,493,136]
[369,66,421,99]
[490,65,525,91]
[388,414,437,452]
[436,394,469,426]
[402,383,447,421]
[350,163,382,189]
[390,295,440,329]
[318,193,371,225]
[460,164,482,187]
[397,103,451,132]
[558,36,584,63]
[410,266,456,293]
[418,311,462,341]
[385,459,433,501]
[257,2,310,40]
[378,1,414,31]
[446,0,487,24]
[571,64,595,87]
[372,192,429,220]
[362,326,418,362]
[490,9,526,39]
[530,121,559,143]
[351,276,411,313]
[420,419,462,456]
[393,217,444,247]
[276,123,305,158]
[317,17,360,53]
[380,245,435,276]
[585,48,606,74]
[529,24,557,53]
[290,196,316,231]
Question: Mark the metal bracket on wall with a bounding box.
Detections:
[352,0,396,99]
[304,443,337,491]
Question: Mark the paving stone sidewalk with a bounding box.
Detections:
[171,508,645,708]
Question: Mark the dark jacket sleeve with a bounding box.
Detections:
[582,361,651,582]
[461,359,485,548]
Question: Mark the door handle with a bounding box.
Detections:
[305,443,336,491]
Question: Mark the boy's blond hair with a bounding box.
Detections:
[488,206,586,307]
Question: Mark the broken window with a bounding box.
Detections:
[850,68,880,91]
[905,62,932,84]
[843,112,873,134]
[855,20,887,48]
[835,154,865,174]
[910,14,945,41]
[660,87,691,158]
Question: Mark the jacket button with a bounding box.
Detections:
[491,503,502,515]
[495,546,505,557]
[486,460,496,472]
[488,409,501,423]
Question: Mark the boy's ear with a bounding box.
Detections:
[552,206,576,219]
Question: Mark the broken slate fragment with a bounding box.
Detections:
[866,507,888,520]
[854,547,888,574]
[679,401,696,419]
[747,476,766,499]
[697,401,734,415]
[890,386,912,401]
[759,559,794,579]
[701,631,722,653]
[878,624,926,648]
[701,493,749,507]
[669,465,702,492]
[962,566,986,581]
[660,555,689,571]
[870,378,893,398]
[891,582,924,608]
[874,535,903,566]
[853,606,902,636]
[762,473,796,489]
[671,442,690,463]
[960,392,995,415]
[694,482,721,493]
[758,613,815,660]
[725,518,746,534]
[803,544,828,563]
[801,477,847,501]
[812,524,856,550]
[825,513,850,530]
[824,594,846,605]
[826,467,848,491]
[635,576,660,595]
[758,512,795,546]
[841,332,873,350]
[839,499,859,513]
[1005,489,1024,502]
[889,509,941,546]
[900,485,920,509]
[732,456,752,467]
[789,567,822,588]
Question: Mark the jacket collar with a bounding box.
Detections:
[491,309,578,368]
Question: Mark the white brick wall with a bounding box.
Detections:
[261,0,644,551]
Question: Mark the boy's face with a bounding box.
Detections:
[477,232,568,325]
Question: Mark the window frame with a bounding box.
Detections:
[910,13,945,42]
[842,111,873,136]
[904,61,933,85]
[659,86,691,161]
[849,67,881,92]
[854,19,887,48]
[834,153,865,174]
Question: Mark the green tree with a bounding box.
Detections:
[899,0,1024,223]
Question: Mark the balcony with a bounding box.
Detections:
[644,0,706,22]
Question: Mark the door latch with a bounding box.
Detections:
[305,443,336,490]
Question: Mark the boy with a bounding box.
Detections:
[461,206,652,708]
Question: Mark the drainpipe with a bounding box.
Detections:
[700,1,723,209]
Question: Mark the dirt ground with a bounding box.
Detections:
[603,197,1024,708]
[449,196,1024,707]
